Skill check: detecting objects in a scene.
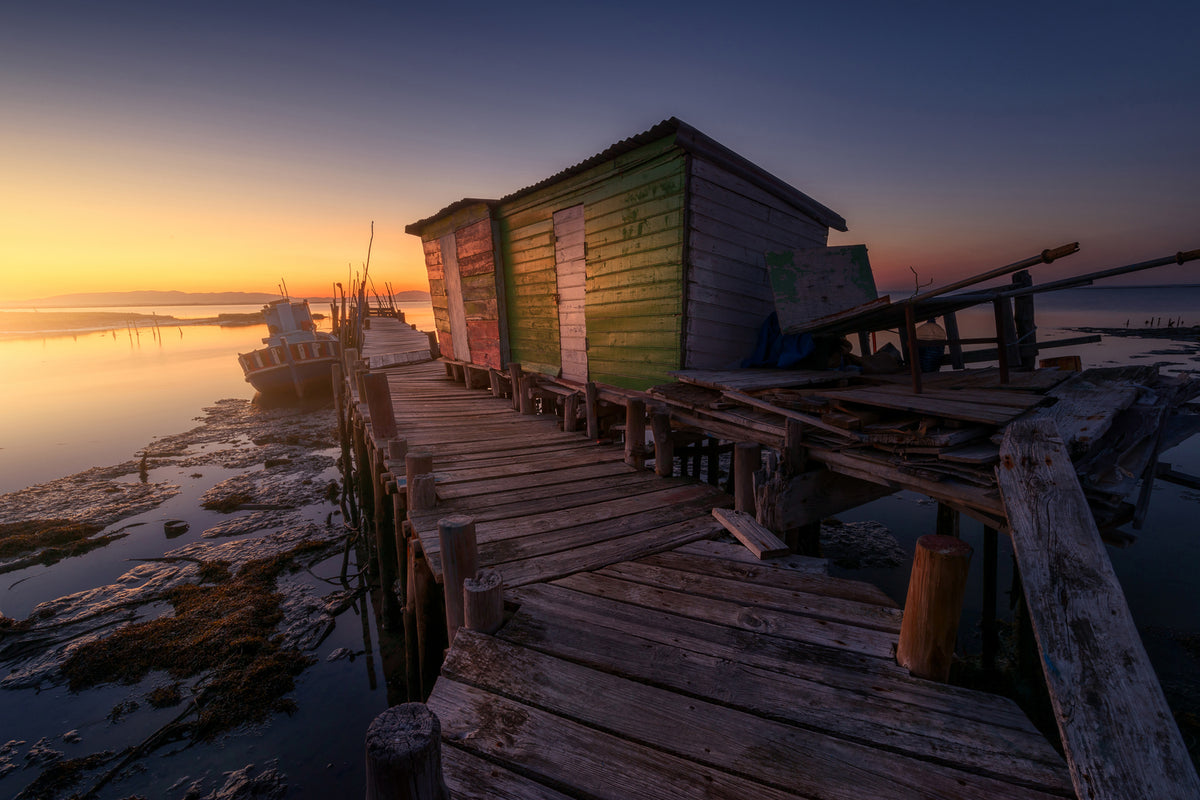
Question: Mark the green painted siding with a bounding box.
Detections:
[497,136,687,389]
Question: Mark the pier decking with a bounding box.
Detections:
[354,318,1076,799]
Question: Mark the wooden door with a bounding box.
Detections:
[439,231,471,362]
[553,205,587,381]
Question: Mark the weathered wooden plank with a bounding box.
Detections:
[671,367,843,391]
[1043,370,1144,457]
[635,549,893,606]
[495,608,1073,793]
[441,630,1069,800]
[480,516,725,588]
[552,571,897,659]
[505,582,1045,731]
[670,539,830,575]
[441,746,575,800]
[816,387,1025,425]
[433,461,637,500]
[710,507,789,559]
[996,416,1200,800]
[595,559,903,633]
[429,677,812,800]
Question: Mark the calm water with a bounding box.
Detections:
[0,290,1197,794]
[0,303,435,494]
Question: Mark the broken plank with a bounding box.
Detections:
[996,416,1200,800]
[711,507,790,559]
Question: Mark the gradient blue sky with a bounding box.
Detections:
[2,0,1197,299]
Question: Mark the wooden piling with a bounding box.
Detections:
[406,539,442,699]
[463,568,504,635]
[935,502,960,538]
[897,534,973,682]
[406,451,434,510]
[651,411,673,477]
[437,515,478,644]
[364,703,449,800]
[517,372,535,415]
[488,368,502,398]
[509,363,523,411]
[585,381,599,440]
[409,474,437,512]
[625,398,646,469]
[1012,271,1036,370]
[363,372,398,441]
[563,392,580,433]
[734,442,761,514]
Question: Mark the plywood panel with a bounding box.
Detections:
[768,245,878,332]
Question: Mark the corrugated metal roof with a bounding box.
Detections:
[405,117,846,233]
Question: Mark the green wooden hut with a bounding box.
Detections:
[405,117,849,390]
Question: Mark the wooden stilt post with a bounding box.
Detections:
[406,539,442,699]
[624,398,646,468]
[982,525,999,674]
[563,392,580,433]
[517,372,535,415]
[463,568,504,635]
[935,502,960,538]
[1012,270,1036,370]
[706,437,721,486]
[734,442,761,514]
[487,368,501,398]
[362,372,398,442]
[943,312,965,370]
[783,418,806,474]
[897,534,973,681]
[364,703,449,800]
[509,363,523,411]
[408,474,437,512]
[585,381,599,440]
[651,411,673,477]
[437,515,478,644]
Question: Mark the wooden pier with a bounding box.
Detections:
[348,317,1092,799]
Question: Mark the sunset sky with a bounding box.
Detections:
[2,1,1197,301]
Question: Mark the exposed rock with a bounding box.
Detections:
[820,519,907,569]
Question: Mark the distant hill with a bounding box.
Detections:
[5,290,282,308]
[6,289,431,308]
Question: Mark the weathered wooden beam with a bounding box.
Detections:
[585,381,599,440]
[711,507,789,559]
[997,416,1200,799]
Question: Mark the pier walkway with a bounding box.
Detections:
[355,319,1074,799]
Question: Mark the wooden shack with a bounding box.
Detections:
[406,117,851,389]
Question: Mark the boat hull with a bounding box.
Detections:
[239,338,340,398]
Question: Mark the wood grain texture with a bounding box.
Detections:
[997,416,1200,800]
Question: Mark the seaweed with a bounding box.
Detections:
[0,520,125,574]
[60,544,327,740]
[14,751,114,800]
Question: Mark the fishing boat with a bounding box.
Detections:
[237,298,340,397]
